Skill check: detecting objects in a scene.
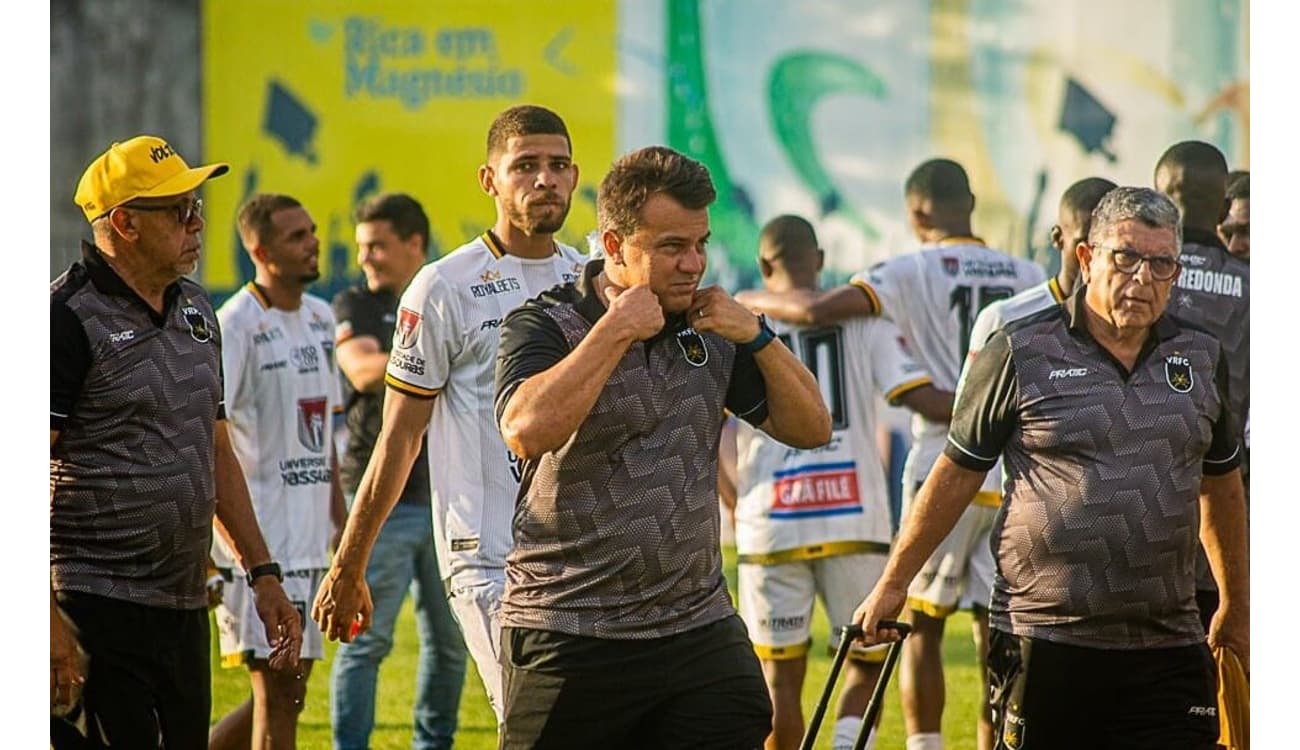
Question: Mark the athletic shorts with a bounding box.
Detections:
[903,481,997,617]
[738,552,888,662]
[447,568,505,722]
[216,567,324,666]
[987,629,1218,750]
[500,615,772,750]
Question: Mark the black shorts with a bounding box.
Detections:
[51,591,210,750]
[500,614,772,750]
[987,628,1218,750]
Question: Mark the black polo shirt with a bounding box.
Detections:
[493,259,768,638]
[51,241,225,610]
[944,287,1238,649]
[332,284,431,506]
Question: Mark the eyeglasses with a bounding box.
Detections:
[123,198,204,226]
[1095,244,1181,281]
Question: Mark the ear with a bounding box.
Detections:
[477,164,496,197]
[601,229,623,265]
[815,248,825,273]
[758,257,773,279]
[106,208,137,241]
[247,240,270,265]
[1219,196,1230,224]
[1049,225,1063,253]
[1076,241,1094,285]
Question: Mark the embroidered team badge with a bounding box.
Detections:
[1165,354,1193,393]
[296,397,327,452]
[941,256,960,277]
[395,307,421,349]
[181,303,212,343]
[675,328,709,367]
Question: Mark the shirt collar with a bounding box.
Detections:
[80,239,184,321]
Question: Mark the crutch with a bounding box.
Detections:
[799,620,913,750]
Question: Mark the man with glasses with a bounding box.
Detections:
[51,136,303,748]
[1155,141,1250,632]
[853,187,1249,750]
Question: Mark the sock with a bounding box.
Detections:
[831,716,869,750]
[905,732,943,750]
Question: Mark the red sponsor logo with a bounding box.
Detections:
[396,307,421,349]
[771,465,860,517]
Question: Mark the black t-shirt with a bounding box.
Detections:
[332,285,431,506]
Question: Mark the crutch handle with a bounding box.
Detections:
[842,619,913,641]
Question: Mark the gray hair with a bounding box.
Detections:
[1087,186,1182,249]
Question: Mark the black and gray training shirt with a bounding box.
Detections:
[944,288,1239,649]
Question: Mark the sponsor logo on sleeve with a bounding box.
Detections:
[396,307,422,349]
[296,397,328,452]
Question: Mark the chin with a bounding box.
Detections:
[301,271,321,283]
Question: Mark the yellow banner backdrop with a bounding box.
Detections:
[201,0,616,298]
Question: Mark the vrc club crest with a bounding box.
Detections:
[181,302,212,343]
[296,397,327,452]
[1164,354,1193,393]
[396,307,421,349]
[675,328,709,367]
[941,256,960,277]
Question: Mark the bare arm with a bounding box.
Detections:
[315,389,433,640]
[735,284,875,326]
[336,335,389,394]
[717,417,737,515]
[500,285,661,460]
[853,455,987,642]
[329,452,347,550]
[897,385,956,424]
[1200,469,1250,669]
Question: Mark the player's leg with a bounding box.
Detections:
[819,553,889,750]
[409,507,468,750]
[330,504,422,750]
[1104,643,1219,750]
[248,658,314,749]
[210,570,259,750]
[965,505,998,750]
[446,568,507,722]
[738,559,815,750]
[901,500,990,749]
[207,699,252,750]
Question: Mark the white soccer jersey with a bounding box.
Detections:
[213,284,342,572]
[734,316,932,557]
[850,239,1045,484]
[960,277,1067,495]
[385,233,586,580]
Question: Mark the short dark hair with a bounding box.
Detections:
[486,105,570,159]
[760,215,818,260]
[1226,172,1249,202]
[238,193,302,248]
[597,146,716,236]
[1154,140,1229,221]
[1088,186,1182,249]
[1060,177,1118,218]
[354,192,431,255]
[904,158,972,206]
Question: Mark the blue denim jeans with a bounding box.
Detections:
[330,502,468,750]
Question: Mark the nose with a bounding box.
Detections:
[533,166,559,189]
[679,246,706,275]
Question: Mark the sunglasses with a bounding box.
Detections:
[1093,244,1181,281]
[121,197,204,226]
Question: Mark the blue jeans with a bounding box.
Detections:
[331,502,468,750]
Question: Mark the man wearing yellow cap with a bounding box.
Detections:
[50,136,304,748]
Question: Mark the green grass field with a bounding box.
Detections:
[211,547,984,749]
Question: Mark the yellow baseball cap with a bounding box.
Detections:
[74,135,230,223]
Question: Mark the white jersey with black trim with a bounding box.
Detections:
[734,316,932,558]
[213,284,342,572]
[850,239,1045,484]
[385,233,587,581]
[961,276,1067,495]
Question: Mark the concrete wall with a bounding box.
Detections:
[50,0,201,278]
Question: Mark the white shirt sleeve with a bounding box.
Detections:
[862,318,933,404]
[385,266,461,398]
